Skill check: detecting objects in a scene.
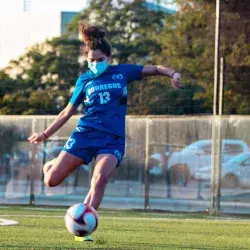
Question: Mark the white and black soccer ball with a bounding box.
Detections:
[65,203,98,237]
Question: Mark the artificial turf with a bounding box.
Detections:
[0,206,250,249]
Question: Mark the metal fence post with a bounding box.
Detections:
[41,118,48,195]
[215,57,224,215]
[197,179,203,200]
[210,0,221,215]
[210,116,217,215]
[144,118,150,210]
[29,118,36,205]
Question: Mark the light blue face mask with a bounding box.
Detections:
[88,60,109,77]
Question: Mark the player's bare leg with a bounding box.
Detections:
[75,154,118,242]
[42,152,93,242]
[84,154,118,210]
[43,151,83,187]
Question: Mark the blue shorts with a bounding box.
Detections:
[62,127,125,167]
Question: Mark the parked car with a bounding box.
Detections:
[195,152,250,188]
[149,144,183,176]
[149,153,166,176]
[149,139,249,186]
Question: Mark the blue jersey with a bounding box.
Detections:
[69,64,144,138]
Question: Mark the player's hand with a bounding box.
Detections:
[28,132,47,144]
[171,72,183,89]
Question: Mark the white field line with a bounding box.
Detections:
[23,207,121,213]
[0,215,64,218]
[0,218,18,226]
[0,214,250,223]
[23,207,66,211]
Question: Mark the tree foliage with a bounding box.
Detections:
[153,0,250,114]
[219,0,250,114]
[0,36,81,114]
[68,0,165,64]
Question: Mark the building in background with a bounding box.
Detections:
[23,0,31,12]
[0,11,78,69]
[145,2,176,14]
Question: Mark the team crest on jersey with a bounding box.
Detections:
[112,74,123,80]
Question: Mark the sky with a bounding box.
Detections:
[0,0,176,13]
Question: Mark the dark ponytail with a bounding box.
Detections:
[79,23,112,57]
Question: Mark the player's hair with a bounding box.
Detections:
[79,22,112,57]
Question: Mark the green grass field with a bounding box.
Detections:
[1,206,250,249]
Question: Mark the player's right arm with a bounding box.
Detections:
[28,76,85,144]
[28,103,77,144]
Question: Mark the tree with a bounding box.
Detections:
[0,36,82,114]
[148,1,214,114]
[157,0,250,114]
[219,0,250,114]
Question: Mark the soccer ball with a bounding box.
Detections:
[65,203,98,237]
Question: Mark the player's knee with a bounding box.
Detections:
[44,171,60,187]
[92,173,108,189]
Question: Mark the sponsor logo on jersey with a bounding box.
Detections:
[112,74,123,80]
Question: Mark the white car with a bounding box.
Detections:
[149,144,183,176]
[195,152,250,188]
[149,139,249,186]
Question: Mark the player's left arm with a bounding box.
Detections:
[142,65,183,89]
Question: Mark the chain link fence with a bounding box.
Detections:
[0,115,250,214]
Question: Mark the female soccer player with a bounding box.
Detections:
[28,23,182,241]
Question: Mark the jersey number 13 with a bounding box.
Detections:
[98,92,110,104]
